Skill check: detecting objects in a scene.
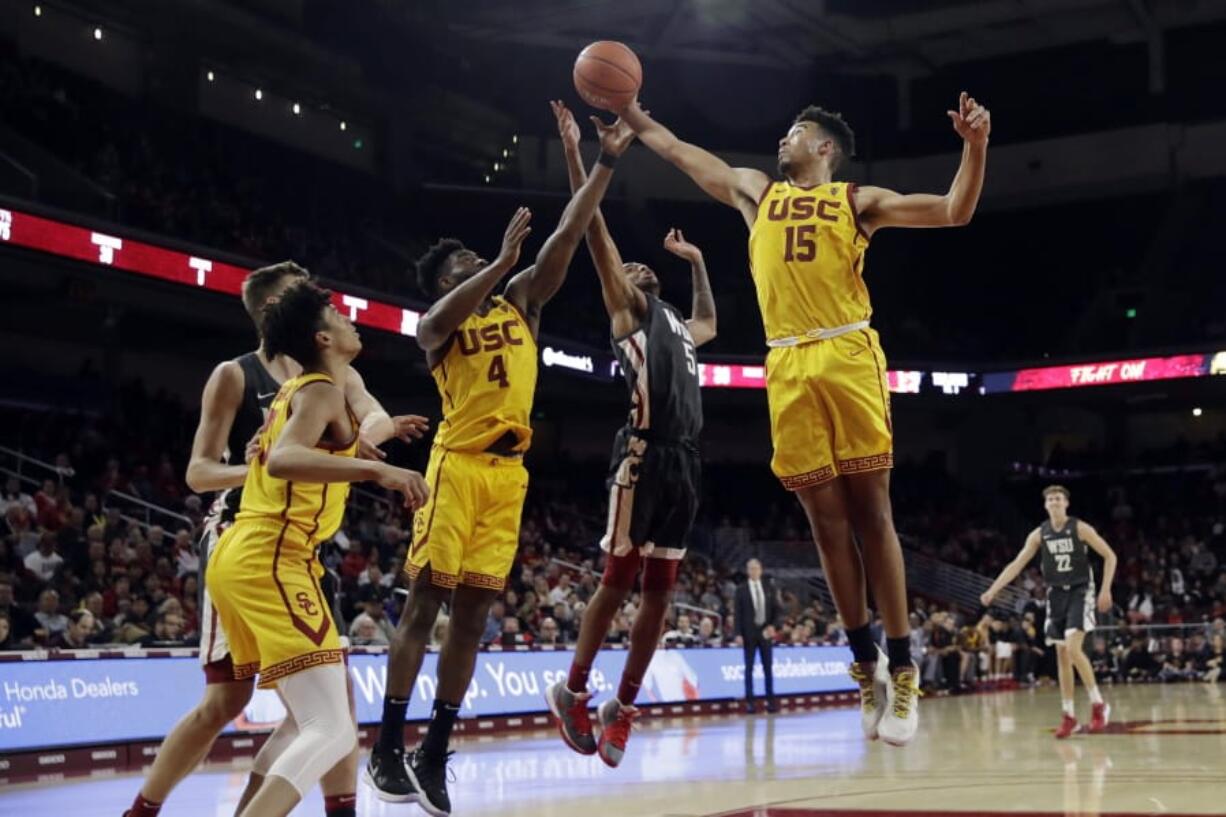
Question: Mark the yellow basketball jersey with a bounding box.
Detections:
[432,296,537,454]
[236,372,358,544]
[747,181,871,343]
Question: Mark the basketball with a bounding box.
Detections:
[573,40,641,112]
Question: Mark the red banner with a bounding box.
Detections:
[1009,355,1210,392]
[4,205,1222,394]
[0,206,421,337]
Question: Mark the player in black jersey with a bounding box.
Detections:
[543,102,716,768]
[124,261,428,817]
[981,485,1118,739]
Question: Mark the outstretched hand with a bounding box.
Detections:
[389,414,430,444]
[947,91,990,146]
[356,414,429,461]
[590,114,637,157]
[551,100,581,151]
[663,228,702,263]
[496,207,533,268]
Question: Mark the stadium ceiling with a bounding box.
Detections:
[431,0,1226,76]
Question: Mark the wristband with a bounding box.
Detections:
[597,151,618,169]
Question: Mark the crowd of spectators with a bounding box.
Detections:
[4,386,1226,708]
[0,390,848,657]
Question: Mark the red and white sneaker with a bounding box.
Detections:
[1088,702,1110,733]
[1055,714,1079,739]
[544,681,597,755]
[596,699,639,768]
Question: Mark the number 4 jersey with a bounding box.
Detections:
[1039,517,1092,587]
[431,295,538,455]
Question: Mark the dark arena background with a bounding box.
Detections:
[1,2,1225,816]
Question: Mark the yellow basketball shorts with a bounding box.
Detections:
[765,328,894,491]
[407,447,529,592]
[206,520,343,689]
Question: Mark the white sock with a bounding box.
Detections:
[1088,686,1103,705]
[1062,699,1075,717]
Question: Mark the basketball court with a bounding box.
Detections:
[4,685,1223,816]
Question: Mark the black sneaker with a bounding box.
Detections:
[362,745,419,803]
[406,748,454,817]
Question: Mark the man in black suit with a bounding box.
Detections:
[736,558,779,713]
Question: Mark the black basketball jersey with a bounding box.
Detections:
[611,294,703,442]
[216,352,281,525]
[1038,516,1092,587]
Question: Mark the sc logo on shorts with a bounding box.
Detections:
[294,591,318,616]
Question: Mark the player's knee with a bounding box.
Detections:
[446,609,485,645]
[811,519,851,551]
[402,595,441,640]
[641,558,680,594]
[851,501,894,536]
[271,666,355,794]
[285,719,355,794]
[601,550,640,592]
[200,682,252,727]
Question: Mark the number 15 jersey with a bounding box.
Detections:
[748,181,870,344]
[431,296,538,454]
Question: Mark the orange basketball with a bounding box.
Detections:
[573,41,642,113]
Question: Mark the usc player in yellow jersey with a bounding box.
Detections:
[624,91,991,746]
[367,108,629,815]
[207,280,428,817]
[126,261,428,817]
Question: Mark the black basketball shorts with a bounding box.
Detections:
[599,427,700,560]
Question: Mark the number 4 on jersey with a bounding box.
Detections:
[487,354,509,388]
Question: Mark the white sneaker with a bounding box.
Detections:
[878,663,920,747]
[848,646,890,740]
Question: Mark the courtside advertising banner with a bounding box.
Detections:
[0,645,854,751]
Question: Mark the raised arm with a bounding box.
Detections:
[266,383,429,509]
[662,228,717,347]
[504,115,623,332]
[980,528,1041,607]
[1079,520,1118,613]
[621,100,769,227]
[185,361,248,492]
[415,208,533,352]
[551,101,645,335]
[855,92,990,235]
